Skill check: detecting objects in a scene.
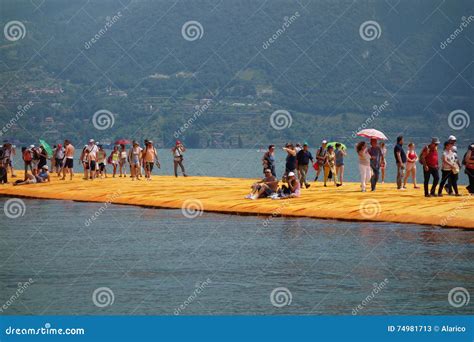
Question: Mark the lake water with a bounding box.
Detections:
[1,199,473,315]
[12,148,469,185]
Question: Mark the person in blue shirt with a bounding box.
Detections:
[296,143,313,188]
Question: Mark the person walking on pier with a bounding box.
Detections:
[172,140,187,177]
[61,140,75,181]
[420,137,440,197]
[314,140,327,182]
[335,143,346,186]
[143,140,160,180]
[438,141,460,196]
[296,143,313,188]
[368,138,383,191]
[394,136,407,190]
[357,141,371,192]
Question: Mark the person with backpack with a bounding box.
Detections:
[22,145,34,179]
[420,137,440,197]
[464,143,474,194]
[314,140,328,182]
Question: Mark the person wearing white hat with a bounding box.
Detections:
[280,171,301,198]
[245,169,279,200]
[314,140,328,182]
[445,135,457,194]
[37,165,50,183]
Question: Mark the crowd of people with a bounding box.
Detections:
[0,139,188,185]
[247,135,474,199]
[1,134,473,199]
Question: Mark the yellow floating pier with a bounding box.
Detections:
[0,173,472,229]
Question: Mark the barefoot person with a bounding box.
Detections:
[109,145,120,177]
[394,136,407,190]
[335,143,346,186]
[404,143,419,189]
[22,146,34,180]
[420,137,440,197]
[119,144,127,177]
[143,140,160,180]
[296,143,313,189]
[97,145,107,178]
[438,141,460,197]
[129,141,142,181]
[314,140,327,182]
[61,140,75,180]
[357,141,371,192]
[324,145,339,187]
[53,144,65,176]
[246,169,279,199]
[368,139,383,191]
[172,140,187,177]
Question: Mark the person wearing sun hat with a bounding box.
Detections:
[172,140,187,177]
[280,171,301,198]
[420,137,440,197]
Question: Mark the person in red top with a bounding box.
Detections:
[420,137,440,197]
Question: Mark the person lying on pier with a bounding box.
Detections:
[13,166,50,186]
[278,172,301,198]
[245,169,279,200]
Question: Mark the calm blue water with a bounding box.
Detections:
[11,148,469,184]
[1,199,472,315]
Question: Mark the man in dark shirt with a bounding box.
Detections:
[368,139,384,191]
[296,143,313,188]
[393,136,407,190]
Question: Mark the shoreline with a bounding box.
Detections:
[0,173,472,229]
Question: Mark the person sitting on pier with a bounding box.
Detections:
[246,169,279,200]
[279,171,301,198]
[13,165,50,186]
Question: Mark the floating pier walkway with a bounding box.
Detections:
[0,174,472,229]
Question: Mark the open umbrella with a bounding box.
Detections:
[356,129,388,140]
[327,142,347,150]
[115,139,131,145]
[39,139,53,156]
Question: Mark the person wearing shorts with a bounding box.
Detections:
[143,140,160,181]
[129,141,142,181]
[61,140,75,180]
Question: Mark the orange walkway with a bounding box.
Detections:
[0,173,472,229]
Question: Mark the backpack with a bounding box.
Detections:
[0,148,5,161]
[23,149,32,162]
[419,146,428,165]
